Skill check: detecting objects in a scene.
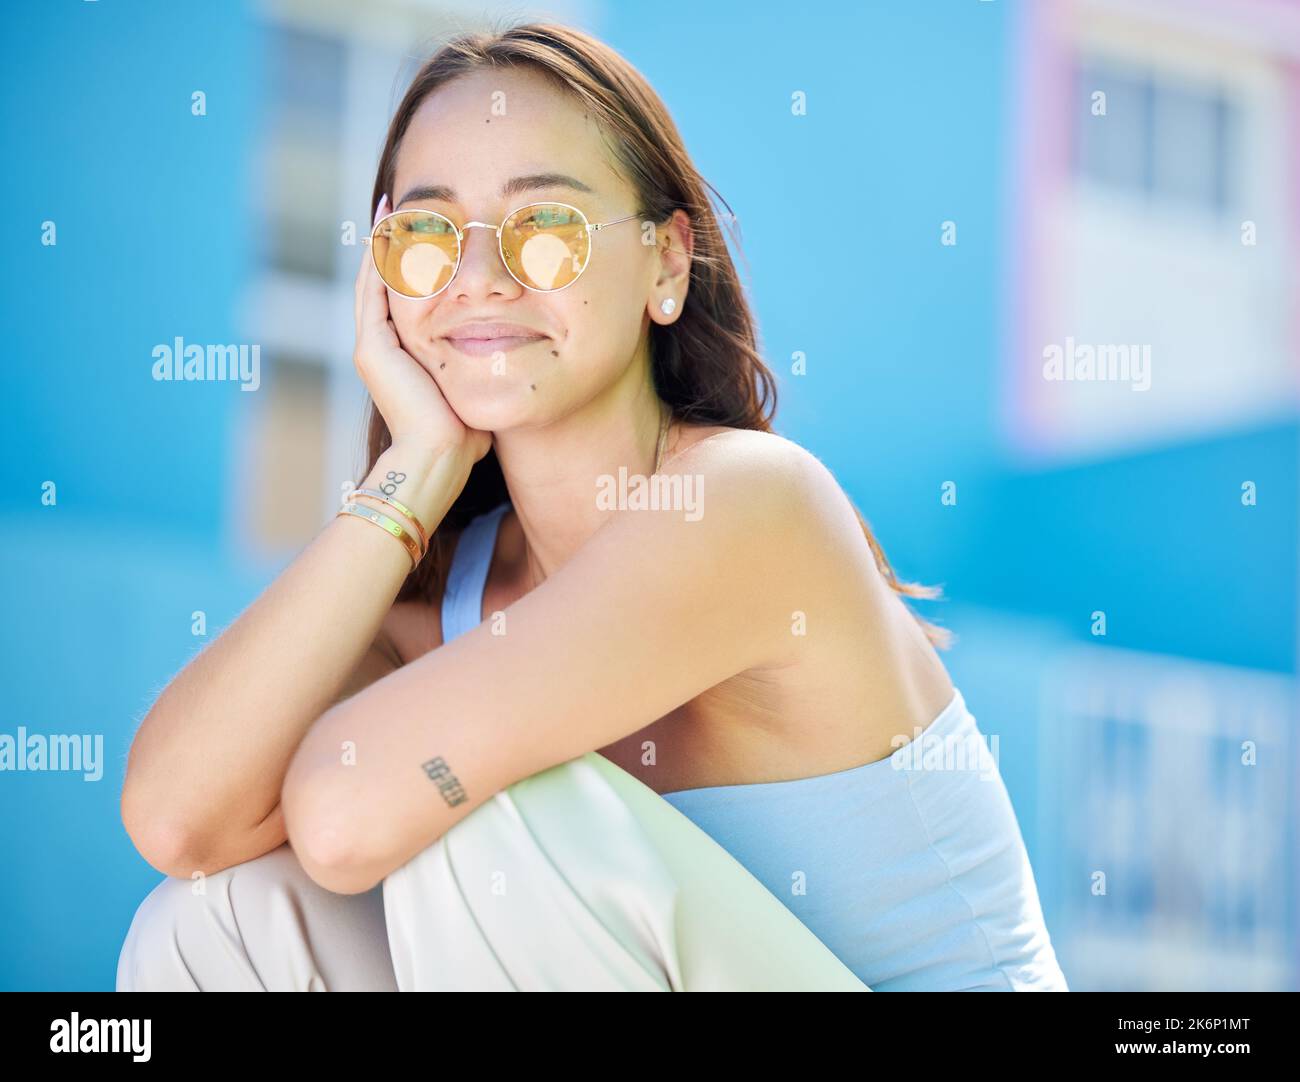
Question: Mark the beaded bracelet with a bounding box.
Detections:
[336,501,423,572]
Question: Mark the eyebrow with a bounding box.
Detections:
[396,173,596,208]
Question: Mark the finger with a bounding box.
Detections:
[355,194,389,332]
[357,241,391,345]
[354,244,371,334]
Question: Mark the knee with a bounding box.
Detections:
[116,871,209,991]
[116,845,307,991]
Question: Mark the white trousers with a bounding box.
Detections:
[116,752,870,991]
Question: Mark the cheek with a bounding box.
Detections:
[385,295,438,357]
[548,296,638,382]
[591,286,650,366]
[561,263,647,353]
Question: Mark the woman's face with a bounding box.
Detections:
[386,67,668,433]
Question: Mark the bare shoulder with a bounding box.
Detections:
[665,424,868,559]
[671,426,953,722]
[670,424,843,492]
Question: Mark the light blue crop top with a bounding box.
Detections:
[442,501,1070,992]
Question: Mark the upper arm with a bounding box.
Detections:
[282,431,838,893]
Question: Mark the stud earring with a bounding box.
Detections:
[660,297,676,316]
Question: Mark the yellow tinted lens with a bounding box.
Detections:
[501,203,590,290]
[372,210,459,297]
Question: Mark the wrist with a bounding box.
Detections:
[363,441,471,536]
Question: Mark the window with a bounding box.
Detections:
[256,22,346,278]
[1072,56,1238,217]
[1011,26,1293,461]
[244,355,330,549]
[1041,646,1294,990]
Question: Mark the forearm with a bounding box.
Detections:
[121,441,470,858]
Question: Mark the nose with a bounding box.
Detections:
[451,222,522,301]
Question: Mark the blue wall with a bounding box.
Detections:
[1,0,263,990]
[1,0,260,537]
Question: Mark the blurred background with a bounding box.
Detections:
[1,0,1295,991]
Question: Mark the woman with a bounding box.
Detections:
[116,22,1067,992]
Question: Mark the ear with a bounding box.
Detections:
[649,208,693,325]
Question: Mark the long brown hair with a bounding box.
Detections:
[362,21,952,649]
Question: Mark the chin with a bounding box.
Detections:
[438,377,555,434]
[429,340,599,433]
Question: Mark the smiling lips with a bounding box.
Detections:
[443,321,548,357]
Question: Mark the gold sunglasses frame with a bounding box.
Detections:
[361,200,643,298]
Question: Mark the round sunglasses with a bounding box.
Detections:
[361,200,643,299]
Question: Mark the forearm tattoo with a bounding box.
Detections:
[422,756,468,807]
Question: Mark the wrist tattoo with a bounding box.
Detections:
[421,756,468,807]
[380,470,406,497]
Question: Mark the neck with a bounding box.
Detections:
[491,360,667,588]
